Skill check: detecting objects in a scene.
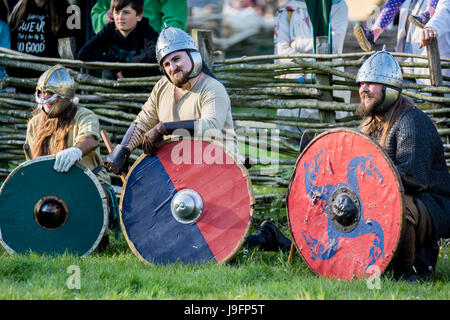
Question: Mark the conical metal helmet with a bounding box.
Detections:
[35,65,77,118]
[156,26,202,79]
[356,48,403,89]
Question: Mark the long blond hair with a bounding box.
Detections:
[30,102,77,158]
[359,95,414,148]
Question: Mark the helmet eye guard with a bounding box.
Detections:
[35,65,76,118]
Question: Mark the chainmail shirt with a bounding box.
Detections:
[384,104,450,240]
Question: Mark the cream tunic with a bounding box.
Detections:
[135,75,239,158]
[26,107,111,185]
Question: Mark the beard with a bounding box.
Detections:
[171,68,190,88]
[356,93,382,117]
[356,101,374,117]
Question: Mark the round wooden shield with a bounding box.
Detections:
[120,138,254,265]
[0,156,108,256]
[287,129,404,280]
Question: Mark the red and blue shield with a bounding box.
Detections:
[120,138,254,264]
[287,129,404,280]
[0,156,108,256]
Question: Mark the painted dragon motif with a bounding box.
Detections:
[301,149,385,269]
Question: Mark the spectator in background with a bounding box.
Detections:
[0,0,11,171]
[273,0,349,136]
[79,0,159,79]
[0,0,11,86]
[91,0,187,34]
[274,0,348,81]
[354,0,440,52]
[9,0,78,57]
[8,0,79,78]
[396,0,449,88]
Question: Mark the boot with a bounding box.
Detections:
[394,265,419,283]
[353,24,376,52]
[408,11,431,29]
[245,221,291,252]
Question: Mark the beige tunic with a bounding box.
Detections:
[26,107,111,185]
[134,75,239,158]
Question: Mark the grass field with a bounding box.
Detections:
[0,232,449,301]
[0,139,448,303]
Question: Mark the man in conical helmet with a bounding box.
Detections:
[356,49,450,281]
[27,65,119,249]
[104,27,238,173]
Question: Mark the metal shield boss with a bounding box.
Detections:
[0,156,108,256]
[287,129,403,280]
[120,138,254,265]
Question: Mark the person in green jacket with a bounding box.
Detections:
[91,0,187,34]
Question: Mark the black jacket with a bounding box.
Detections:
[78,17,160,78]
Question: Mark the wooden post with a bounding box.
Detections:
[426,37,447,144]
[315,36,336,124]
[191,29,214,69]
[426,38,444,109]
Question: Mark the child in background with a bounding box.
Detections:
[354,0,439,52]
[79,0,160,79]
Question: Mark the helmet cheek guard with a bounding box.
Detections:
[375,86,401,114]
[188,50,202,78]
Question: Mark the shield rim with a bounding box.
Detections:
[0,155,109,256]
[119,136,255,265]
[286,128,405,279]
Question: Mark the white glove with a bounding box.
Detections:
[54,147,83,172]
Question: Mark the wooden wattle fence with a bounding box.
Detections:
[0,30,448,209]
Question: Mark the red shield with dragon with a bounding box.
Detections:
[287,129,404,280]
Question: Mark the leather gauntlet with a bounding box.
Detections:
[104,144,130,174]
[142,120,196,156]
[142,122,168,156]
[104,122,144,174]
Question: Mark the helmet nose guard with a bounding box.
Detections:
[35,65,77,118]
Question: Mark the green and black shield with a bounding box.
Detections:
[0,156,108,256]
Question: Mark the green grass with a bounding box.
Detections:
[0,140,448,300]
[0,234,448,300]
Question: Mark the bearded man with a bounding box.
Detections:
[26,65,118,249]
[355,49,450,281]
[104,26,238,173]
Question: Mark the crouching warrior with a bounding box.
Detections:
[355,49,450,281]
[26,65,119,249]
[104,26,238,174]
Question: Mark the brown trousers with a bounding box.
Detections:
[395,194,434,268]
